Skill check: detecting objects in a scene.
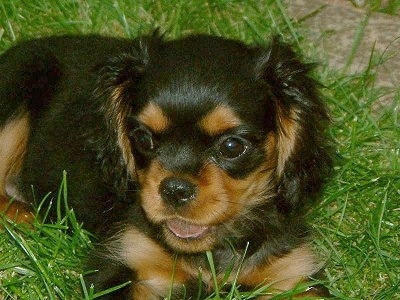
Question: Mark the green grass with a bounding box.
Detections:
[351,0,400,15]
[0,173,91,299]
[311,73,400,298]
[1,0,399,299]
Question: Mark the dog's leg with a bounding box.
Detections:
[0,113,33,223]
[86,227,195,299]
[0,200,33,223]
[0,40,63,223]
[238,244,328,299]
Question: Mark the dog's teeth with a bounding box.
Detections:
[166,219,208,239]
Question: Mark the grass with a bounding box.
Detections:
[351,0,400,15]
[0,173,91,299]
[0,0,399,299]
[312,73,400,298]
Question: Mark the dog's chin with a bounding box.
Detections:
[161,218,218,253]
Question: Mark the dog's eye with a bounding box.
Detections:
[131,128,155,153]
[218,136,248,159]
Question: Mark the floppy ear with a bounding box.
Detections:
[256,37,332,214]
[90,33,163,196]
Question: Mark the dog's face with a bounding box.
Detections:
[99,34,330,253]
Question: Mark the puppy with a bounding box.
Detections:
[0,33,332,299]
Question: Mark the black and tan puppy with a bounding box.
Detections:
[0,33,332,299]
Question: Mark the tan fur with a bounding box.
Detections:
[198,104,242,136]
[106,87,136,178]
[276,108,300,176]
[238,244,319,298]
[0,113,33,222]
[115,228,189,299]
[137,160,172,222]
[137,102,170,133]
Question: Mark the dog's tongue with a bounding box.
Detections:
[166,219,208,238]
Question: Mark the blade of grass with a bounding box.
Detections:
[4,224,57,300]
[206,251,221,300]
[343,12,370,72]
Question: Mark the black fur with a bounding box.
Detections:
[0,35,139,231]
[0,33,332,298]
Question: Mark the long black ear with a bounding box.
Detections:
[256,37,332,214]
[90,33,164,196]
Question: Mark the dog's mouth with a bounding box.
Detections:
[166,219,210,239]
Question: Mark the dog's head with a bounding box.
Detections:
[96,34,331,253]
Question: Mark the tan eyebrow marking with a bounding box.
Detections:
[137,102,170,133]
[198,105,242,136]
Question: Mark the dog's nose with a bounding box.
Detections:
[159,177,197,207]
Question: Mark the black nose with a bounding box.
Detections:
[159,177,197,207]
